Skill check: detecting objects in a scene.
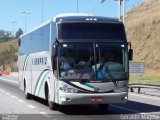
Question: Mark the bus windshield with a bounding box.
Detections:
[58,23,126,40]
[59,42,129,81]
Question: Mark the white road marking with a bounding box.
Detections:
[40,112,47,114]
[0,87,45,114]
[129,93,160,100]
[0,78,18,84]
[111,105,141,113]
[27,104,36,109]
[0,89,5,92]
[18,99,25,103]
[11,95,17,99]
[6,92,10,95]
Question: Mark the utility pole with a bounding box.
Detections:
[100,0,128,23]
[22,11,31,32]
[77,0,79,13]
[115,0,128,23]
[11,44,14,72]
[123,0,125,23]
[42,0,44,23]
[11,21,17,37]
[114,0,122,20]
[10,21,17,71]
[118,0,121,20]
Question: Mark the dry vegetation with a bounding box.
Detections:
[125,0,160,76]
[0,39,18,71]
[0,39,18,53]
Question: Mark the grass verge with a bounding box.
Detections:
[129,75,160,84]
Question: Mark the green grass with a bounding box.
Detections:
[129,75,160,84]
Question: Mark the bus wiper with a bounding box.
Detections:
[105,63,115,83]
[79,57,93,83]
[95,62,114,82]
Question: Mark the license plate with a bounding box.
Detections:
[91,97,103,102]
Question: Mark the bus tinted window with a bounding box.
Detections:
[59,23,126,40]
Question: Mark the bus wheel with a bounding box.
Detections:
[98,104,109,111]
[24,81,32,99]
[45,84,58,110]
[47,91,58,110]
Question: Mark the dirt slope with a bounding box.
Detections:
[125,0,160,72]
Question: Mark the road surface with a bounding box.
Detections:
[0,75,160,120]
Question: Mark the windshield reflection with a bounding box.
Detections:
[59,43,128,81]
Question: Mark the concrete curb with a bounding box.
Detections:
[10,72,18,78]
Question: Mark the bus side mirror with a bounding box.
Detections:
[129,49,133,61]
[18,39,21,46]
[52,44,57,56]
[52,39,59,56]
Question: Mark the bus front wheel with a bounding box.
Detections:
[48,92,58,110]
[48,101,57,110]
[45,84,58,110]
[24,81,32,99]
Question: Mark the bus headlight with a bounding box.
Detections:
[60,86,79,93]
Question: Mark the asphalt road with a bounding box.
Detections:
[0,75,160,120]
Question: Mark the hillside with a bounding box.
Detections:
[0,39,18,53]
[0,39,18,71]
[125,0,160,75]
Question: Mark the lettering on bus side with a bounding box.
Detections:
[32,57,47,66]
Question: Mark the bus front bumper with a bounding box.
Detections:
[58,91,128,105]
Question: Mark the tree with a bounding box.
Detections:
[0,30,12,41]
[15,28,23,38]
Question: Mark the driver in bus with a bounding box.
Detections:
[60,52,75,70]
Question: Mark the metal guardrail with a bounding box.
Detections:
[129,83,160,93]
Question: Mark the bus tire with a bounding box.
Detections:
[45,84,57,110]
[98,104,109,111]
[48,101,57,110]
[24,81,32,99]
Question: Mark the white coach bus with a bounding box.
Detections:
[18,13,133,110]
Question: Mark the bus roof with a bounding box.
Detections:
[20,13,122,38]
[53,13,93,22]
[20,19,52,38]
[54,13,121,23]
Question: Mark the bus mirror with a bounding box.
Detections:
[52,45,57,56]
[129,49,133,61]
[18,39,21,46]
[52,40,59,56]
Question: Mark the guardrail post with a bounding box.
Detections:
[138,87,141,93]
[131,87,134,92]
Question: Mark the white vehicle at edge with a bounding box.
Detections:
[18,13,133,110]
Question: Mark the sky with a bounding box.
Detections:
[0,0,145,34]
